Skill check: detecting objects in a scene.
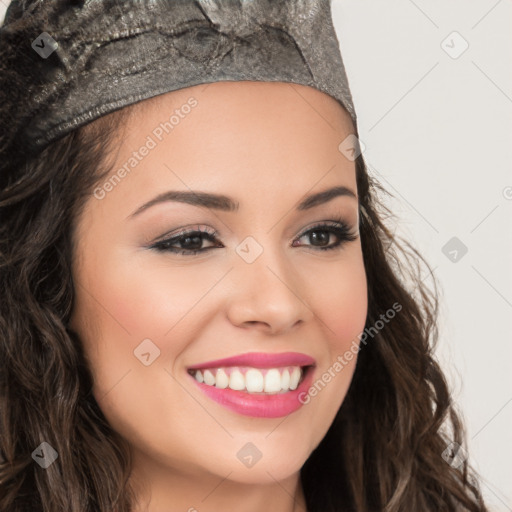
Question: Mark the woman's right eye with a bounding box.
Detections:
[150,228,221,256]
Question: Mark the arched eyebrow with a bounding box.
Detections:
[128,185,357,219]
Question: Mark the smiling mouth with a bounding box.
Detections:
[187,365,312,395]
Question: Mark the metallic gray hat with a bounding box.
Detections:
[0,0,357,157]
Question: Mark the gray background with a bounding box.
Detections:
[1,1,511,510]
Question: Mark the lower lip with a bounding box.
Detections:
[189,367,315,418]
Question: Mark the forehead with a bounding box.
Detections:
[88,81,358,217]
[112,81,354,167]
[127,80,353,132]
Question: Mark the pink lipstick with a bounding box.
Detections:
[187,352,316,418]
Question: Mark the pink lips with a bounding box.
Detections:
[189,351,316,370]
[187,351,316,418]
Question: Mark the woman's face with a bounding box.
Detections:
[70,81,367,494]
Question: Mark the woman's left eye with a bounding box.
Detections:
[149,220,358,256]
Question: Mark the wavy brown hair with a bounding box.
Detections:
[0,7,489,512]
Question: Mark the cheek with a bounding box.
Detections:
[72,253,211,446]
[79,248,220,349]
[297,252,367,428]
[72,247,232,428]
[310,252,368,354]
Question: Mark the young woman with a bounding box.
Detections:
[0,1,489,511]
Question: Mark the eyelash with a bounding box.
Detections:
[149,218,358,256]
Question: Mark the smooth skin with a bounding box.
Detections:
[69,81,368,512]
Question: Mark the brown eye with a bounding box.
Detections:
[293,221,358,251]
[150,228,220,255]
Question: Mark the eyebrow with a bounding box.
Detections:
[128,185,357,219]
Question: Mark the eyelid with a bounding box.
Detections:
[298,218,356,236]
[152,224,218,244]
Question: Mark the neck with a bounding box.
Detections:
[126,453,308,512]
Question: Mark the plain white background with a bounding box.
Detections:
[1,1,511,510]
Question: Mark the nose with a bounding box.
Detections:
[225,246,314,335]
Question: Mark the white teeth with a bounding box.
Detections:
[289,367,301,390]
[264,369,282,393]
[215,368,229,389]
[191,366,305,394]
[245,368,264,392]
[281,369,290,390]
[229,369,245,391]
[203,369,215,386]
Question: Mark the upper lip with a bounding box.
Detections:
[188,352,316,370]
